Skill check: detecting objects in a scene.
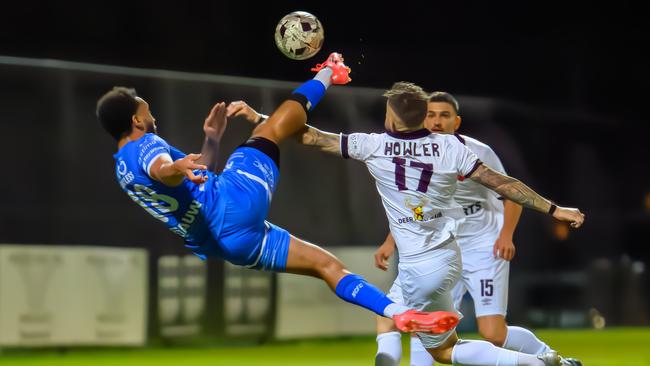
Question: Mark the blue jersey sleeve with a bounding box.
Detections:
[137,134,172,176]
[169,145,187,161]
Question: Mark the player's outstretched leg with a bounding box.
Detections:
[250,52,351,145]
[492,321,581,365]
[425,332,568,366]
[283,235,459,334]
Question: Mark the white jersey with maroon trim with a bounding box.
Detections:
[453,134,506,250]
[340,129,481,257]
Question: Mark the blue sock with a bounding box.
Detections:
[291,79,326,112]
[334,274,393,316]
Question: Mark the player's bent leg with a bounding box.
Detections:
[476,314,509,347]
[251,52,350,145]
[502,325,552,355]
[375,326,402,366]
[284,235,396,315]
[375,317,402,366]
[428,333,557,366]
[251,100,308,145]
[376,315,399,334]
[375,280,403,366]
[426,331,458,364]
[284,234,349,289]
[284,235,458,333]
[410,335,435,366]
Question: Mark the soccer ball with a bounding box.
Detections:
[274,11,324,60]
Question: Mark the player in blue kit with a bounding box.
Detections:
[97,52,458,334]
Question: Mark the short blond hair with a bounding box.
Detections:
[383,82,428,127]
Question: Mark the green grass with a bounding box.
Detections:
[0,328,648,365]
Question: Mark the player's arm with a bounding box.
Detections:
[299,125,342,156]
[225,101,342,155]
[149,153,208,187]
[226,100,269,125]
[374,232,396,271]
[197,102,228,172]
[468,164,585,228]
[494,199,523,260]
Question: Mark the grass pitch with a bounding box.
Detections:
[0,328,648,365]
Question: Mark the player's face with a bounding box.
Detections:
[424,102,461,134]
[134,97,157,134]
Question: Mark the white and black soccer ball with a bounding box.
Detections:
[274,11,324,60]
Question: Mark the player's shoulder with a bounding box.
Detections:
[137,133,169,149]
[429,132,468,147]
[351,131,386,138]
[458,134,497,154]
[348,131,386,145]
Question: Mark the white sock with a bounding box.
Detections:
[383,303,410,318]
[451,339,545,366]
[410,336,435,366]
[503,326,552,355]
[376,331,402,366]
[313,67,333,89]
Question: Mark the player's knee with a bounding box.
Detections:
[252,124,279,143]
[478,325,507,346]
[428,345,453,364]
[376,316,398,333]
[318,255,345,277]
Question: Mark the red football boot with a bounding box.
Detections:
[393,310,459,333]
[311,52,352,85]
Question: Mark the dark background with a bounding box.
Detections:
[1,1,648,121]
[1,1,648,325]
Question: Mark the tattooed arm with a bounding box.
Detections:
[299,125,342,156]
[469,164,585,228]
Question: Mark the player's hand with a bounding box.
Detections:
[493,236,516,261]
[553,206,585,228]
[374,239,396,271]
[204,102,228,140]
[227,100,264,124]
[173,153,208,184]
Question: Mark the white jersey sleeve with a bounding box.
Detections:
[340,132,384,162]
[478,144,506,175]
[450,137,483,179]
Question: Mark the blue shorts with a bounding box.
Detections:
[187,144,291,272]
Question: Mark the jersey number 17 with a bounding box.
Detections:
[392,157,433,193]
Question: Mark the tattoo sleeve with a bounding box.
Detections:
[469,164,552,213]
[300,125,342,156]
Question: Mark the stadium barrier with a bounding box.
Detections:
[0,245,147,347]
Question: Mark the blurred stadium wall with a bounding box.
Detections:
[0,56,647,347]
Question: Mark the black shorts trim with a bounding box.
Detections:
[287,93,310,114]
[239,137,280,167]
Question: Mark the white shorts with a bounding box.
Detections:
[451,245,510,317]
[388,239,463,349]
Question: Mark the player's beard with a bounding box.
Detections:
[146,123,157,134]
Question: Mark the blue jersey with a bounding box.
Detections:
[113,133,222,245]
[113,134,290,272]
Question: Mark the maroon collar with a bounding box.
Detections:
[385,128,431,140]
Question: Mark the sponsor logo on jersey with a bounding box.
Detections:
[398,197,443,224]
[463,202,483,215]
[117,160,135,189]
